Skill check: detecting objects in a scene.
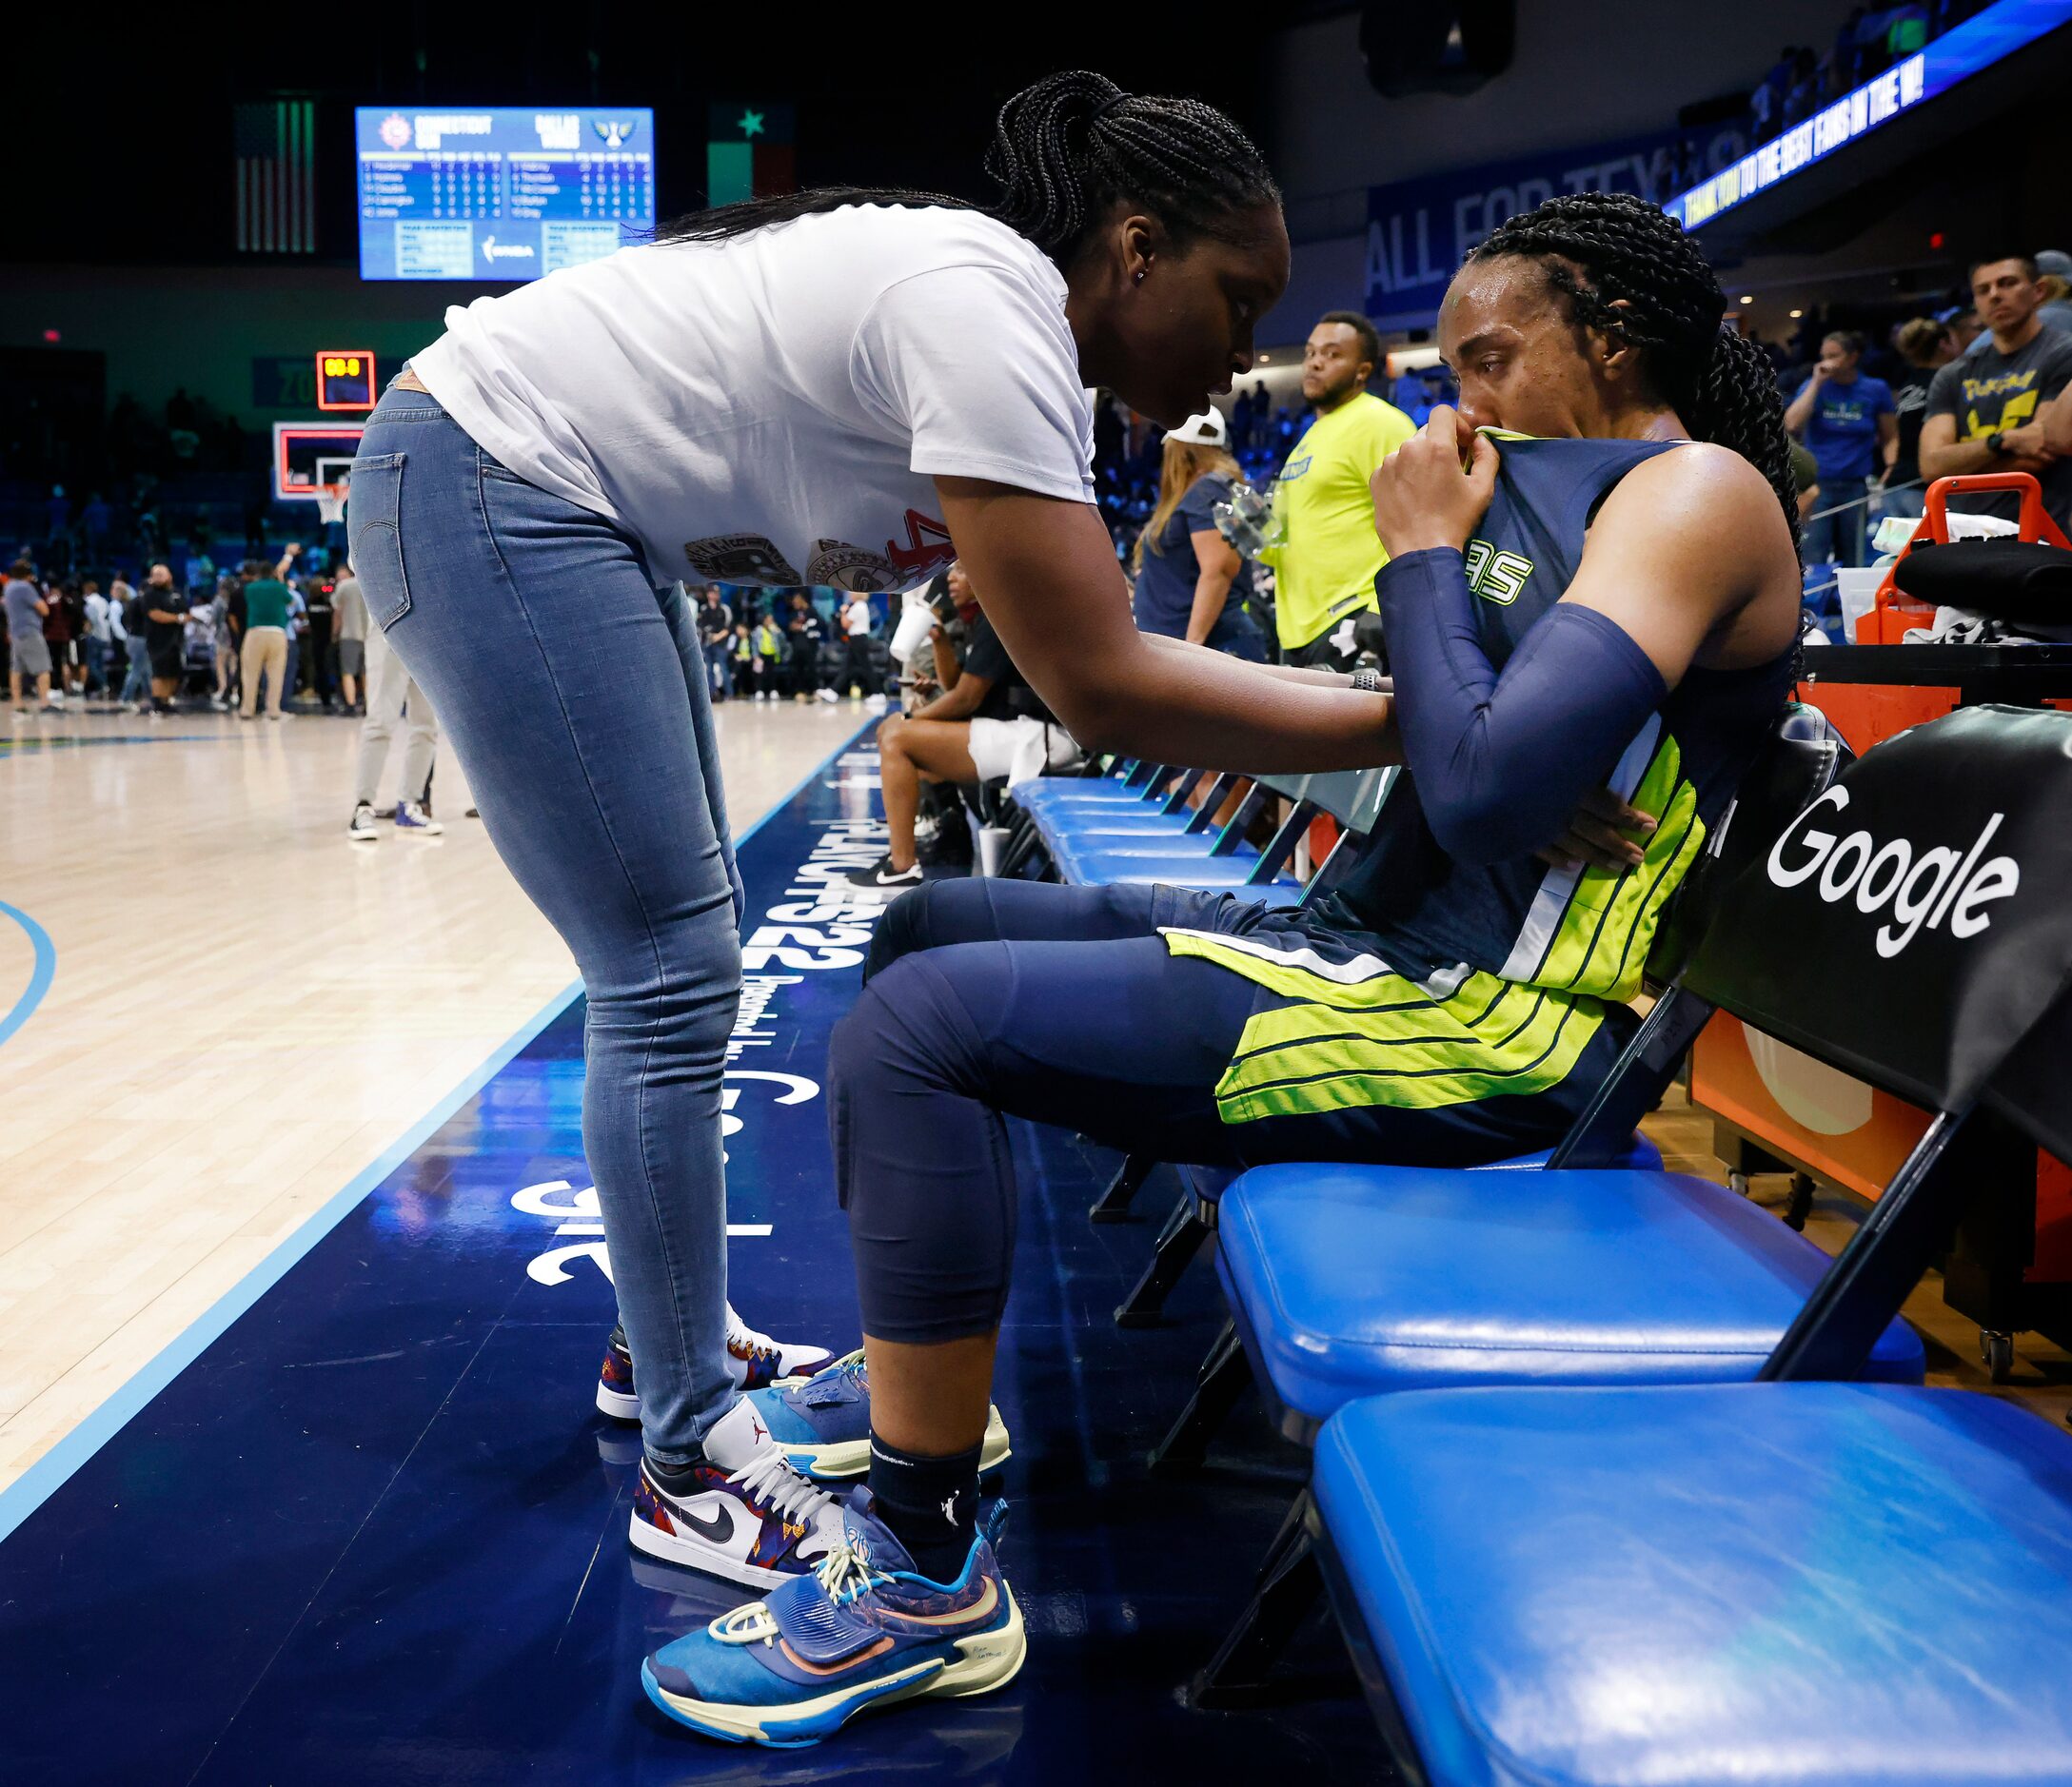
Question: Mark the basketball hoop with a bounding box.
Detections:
[313,456,353,531]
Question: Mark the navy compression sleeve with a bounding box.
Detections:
[1376,547,1668,866]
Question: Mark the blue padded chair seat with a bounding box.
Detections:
[1314,1383,2072,1787]
[1182,1137,1662,1212]
[1028,810,1197,864]
[1218,1164,1923,1425]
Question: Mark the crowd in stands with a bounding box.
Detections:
[1746,3,1989,146]
[5,548,899,722]
[1768,246,2072,615]
[3,540,357,719]
[693,584,893,706]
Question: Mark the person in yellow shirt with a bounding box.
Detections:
[1259,310,1416,668]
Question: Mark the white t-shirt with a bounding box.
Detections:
[842,598,872,637]
[413,206,1095,592]
[83,591,112,642]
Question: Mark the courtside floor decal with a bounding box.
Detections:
[0,733,1380,1784]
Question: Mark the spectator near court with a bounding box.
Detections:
[1130,407,1266,661]
[782,591,825,702]
[1785,330,1895,569]
[750,615,784,699]
[1921,252,2072,536]
[41,579,80,707]
[80,577,111,697]
[697,585,734,699]
[333,561,368,714]
[1883,316,1958,521]
[849,561,1077,890]
[1257,310,1415,670]
[237,546,301,721]
[2038,249,2072,333]
[838,591,876,698]
[348,622,443,841]
[115,574,153,711]
[139,561,188,717]
[6,559,57,714]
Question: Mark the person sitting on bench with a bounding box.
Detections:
[849,560,1079,890]
[812,190,1807,1670]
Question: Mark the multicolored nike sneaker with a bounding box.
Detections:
[595,1308,834,1423]
[748,1349,1012,1481]
[642,1491,1025,1748]
[630,1443,847,1590]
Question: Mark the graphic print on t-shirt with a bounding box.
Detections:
[884,509,957,580]
[681,535,803,584]
[805,540,901,592]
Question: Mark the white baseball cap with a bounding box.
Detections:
[1167,409,1228,446]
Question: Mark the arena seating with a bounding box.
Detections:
[1004,758,1352,897]
[1181,704,2072,1780]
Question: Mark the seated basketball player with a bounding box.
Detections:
[641,191,1804,1748]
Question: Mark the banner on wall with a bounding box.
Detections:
[1361,125,1744,328]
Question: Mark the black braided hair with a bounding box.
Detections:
[1467,191,1799,548]
[658,70,1277,269]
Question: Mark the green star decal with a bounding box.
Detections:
[739,108,766,139]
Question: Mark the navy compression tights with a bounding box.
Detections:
[832,879,1569,1343]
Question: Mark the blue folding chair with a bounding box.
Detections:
[1196,706,2072,1786]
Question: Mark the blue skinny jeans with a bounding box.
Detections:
[351,386,745,1465]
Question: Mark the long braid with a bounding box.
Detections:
[1469,192,1800,550]
[661,70,1277,268]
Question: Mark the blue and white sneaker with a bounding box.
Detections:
[597,1306,834,1422]
[642,1490,1024,1748]
[394,799,444,835]
[747,1349,1011,1482]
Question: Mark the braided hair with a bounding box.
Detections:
[1467,191,1799,546]
[659,70,1277,269]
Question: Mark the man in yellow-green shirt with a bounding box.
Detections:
[1260,311,1416,668]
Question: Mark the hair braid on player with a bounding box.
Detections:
[659,71,1278,274]
[987,72,1280,265]
[1469,190,1800,550]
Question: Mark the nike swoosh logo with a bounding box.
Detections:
[677,1501,734,1544]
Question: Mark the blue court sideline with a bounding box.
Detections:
[0,731,1384,1785]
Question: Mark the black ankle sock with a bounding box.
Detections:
[868,1433,981,1581]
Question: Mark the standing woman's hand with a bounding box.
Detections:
[1369,406,1499,559]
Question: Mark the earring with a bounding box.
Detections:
[1134,268,1146,284]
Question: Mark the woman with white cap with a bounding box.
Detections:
[1129,407,1268,660]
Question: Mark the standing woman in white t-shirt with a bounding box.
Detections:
[350,67,1391,1698]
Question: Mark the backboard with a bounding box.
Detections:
[274,422,365,501]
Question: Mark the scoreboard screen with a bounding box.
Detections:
[355,107,656,283]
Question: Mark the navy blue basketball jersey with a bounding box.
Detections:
[1331,432,1791,992]
[1161,433,1793,1126]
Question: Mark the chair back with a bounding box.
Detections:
[1684,704,2072,1113]
[1646,704,1851,983]
[1569,705,2072,1383]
